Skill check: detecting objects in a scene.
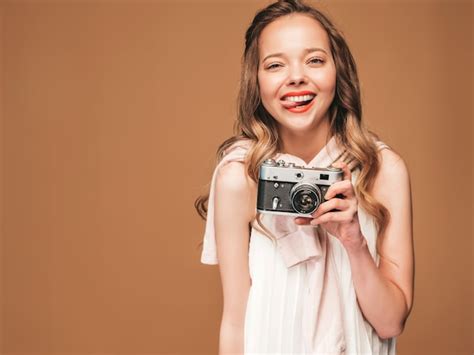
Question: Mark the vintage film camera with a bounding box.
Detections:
[256,158,344,217]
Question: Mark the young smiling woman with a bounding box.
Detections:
[196,1,414,354]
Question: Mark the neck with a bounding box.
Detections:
[278,118,332,165]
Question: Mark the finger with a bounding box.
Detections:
[331,161,351,181]
[310,210,353,225]
[324,180,354,199]
[312,198,350,219]
[294,217,312,225]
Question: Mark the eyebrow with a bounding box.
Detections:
[262,47,328,63]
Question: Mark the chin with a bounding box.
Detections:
[266,105,325,133]
[279,119,318,135]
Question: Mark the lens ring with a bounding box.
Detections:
[290,182,322,214]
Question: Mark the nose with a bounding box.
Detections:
[286,65,307,86]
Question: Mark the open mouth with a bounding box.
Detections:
[294,97,314,108]
[281,94,316,110]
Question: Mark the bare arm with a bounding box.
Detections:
[346,148,414,339]
[214,161,256,354]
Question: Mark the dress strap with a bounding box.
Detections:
[375,140,391,151]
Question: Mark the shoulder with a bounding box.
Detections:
[222,138,252,157]
[214,159,257,222]
[375,147,410,189]
[216,160,253,193]
[371,146,412,222]
[222,139,253,162]
[217,137,255,195]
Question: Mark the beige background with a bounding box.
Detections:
[0,0,472,354]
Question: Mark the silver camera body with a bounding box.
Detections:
[256,159,344,217]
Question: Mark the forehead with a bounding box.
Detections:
[258,14,330,57]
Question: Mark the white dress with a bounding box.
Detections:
[200,136,397,354]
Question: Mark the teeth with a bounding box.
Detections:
[284,94,315,102]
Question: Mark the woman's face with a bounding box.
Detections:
[257,14,336,135]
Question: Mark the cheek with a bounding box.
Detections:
[258,72,284,97]
[257,76,273,102]
[313,70,336,92]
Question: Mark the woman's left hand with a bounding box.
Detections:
[294,161,366,251]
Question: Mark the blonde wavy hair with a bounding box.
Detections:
[195,0,393,260]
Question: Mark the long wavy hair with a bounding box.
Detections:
[195,0,393,261]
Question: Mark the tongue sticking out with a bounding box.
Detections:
[284,97,314,108]
[296,98,313,107]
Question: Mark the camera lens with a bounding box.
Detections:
[290,182,321,214]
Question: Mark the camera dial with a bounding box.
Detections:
[263,159,277,166]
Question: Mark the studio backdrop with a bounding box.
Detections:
[0,0,472,354]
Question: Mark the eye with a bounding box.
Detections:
[266,63,282,70]
[308,57,325,65]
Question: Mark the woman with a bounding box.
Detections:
[195,0,414,354]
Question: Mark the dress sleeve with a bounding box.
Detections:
[200,144,249,265]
